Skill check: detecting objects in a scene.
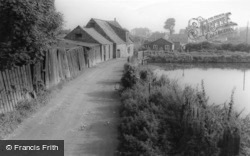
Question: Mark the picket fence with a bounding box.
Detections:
[0,46,94,114]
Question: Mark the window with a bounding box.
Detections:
[153,45,158,50]
[165,45,170,51]
[75,33,82,38]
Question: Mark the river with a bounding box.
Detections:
[153,63,250,116]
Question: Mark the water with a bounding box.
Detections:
[154,65,250,116]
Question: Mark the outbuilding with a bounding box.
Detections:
[144,38,174,52]
[86,18,133,58]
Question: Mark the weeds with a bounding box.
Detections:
[118,64,250,156]
[0,89,51,139]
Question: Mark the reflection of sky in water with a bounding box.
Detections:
[155,68,250,116]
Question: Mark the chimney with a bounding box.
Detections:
[114,18,116,21]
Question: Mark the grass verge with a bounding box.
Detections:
[0,81,67,140]
[0,90,51,139]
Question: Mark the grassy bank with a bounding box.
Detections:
[118,63,250,156]
[0,90,50,139]
[147,51,250,63]
[0,82,67,139]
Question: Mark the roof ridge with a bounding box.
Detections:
[92,18,114,22]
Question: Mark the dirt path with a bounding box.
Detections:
[5,58,126,156]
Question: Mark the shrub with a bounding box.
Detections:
[118,65,250,156]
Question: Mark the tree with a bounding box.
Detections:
[148,31,165,41]
[164,18,175,35]
[0,0,63,69]
[131,28,151,37]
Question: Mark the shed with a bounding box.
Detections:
[86,18,130,58]
[144,38,174,52]
[64,26,114,64]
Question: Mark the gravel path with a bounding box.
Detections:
[6,58,126,156]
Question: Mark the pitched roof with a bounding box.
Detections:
[82,27,112,45]
[90,18,125,44]
[64,26,97,43]
[108,20,122,28]
[60,39,99,47]
[108,23,127,42]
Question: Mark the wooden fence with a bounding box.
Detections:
[0,65,33,114]
[0,46,95,114]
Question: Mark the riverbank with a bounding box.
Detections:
[118,63,250,156]
[146,51,250,63]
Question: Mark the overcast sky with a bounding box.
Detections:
[55,0,250,33]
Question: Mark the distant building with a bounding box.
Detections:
[144,38,174,52]
[62,18,134,66]
[86,18,134,58]
[169,34,188,51]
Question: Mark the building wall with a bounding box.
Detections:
[104,45,109,61]
[117,44,128,58]
[127,44,134,57]
[113,44,117,58]
[145,38,173,51]
[108,44,113,60]
[64,26,98,43]
[95,46,102,64]
[57,40,79,50]
[86,46,101,67]
[173,42,181,51]
[100,44,113,61]
[100,45,104,62]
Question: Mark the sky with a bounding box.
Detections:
[55,0,250,33]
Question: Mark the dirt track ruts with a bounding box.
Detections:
[6,58,126,156]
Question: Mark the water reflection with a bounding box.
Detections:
[154,64,250,116]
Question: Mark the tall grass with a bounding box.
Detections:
[0,90,51,139]
[118,63,250,156]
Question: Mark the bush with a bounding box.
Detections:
[185,42,250,53]
[118,65,250,156]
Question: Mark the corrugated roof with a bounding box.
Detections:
[93,19,125,44]
[81,27,112,45]
[60,39,99,47]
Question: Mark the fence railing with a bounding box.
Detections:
[0,46,99,114]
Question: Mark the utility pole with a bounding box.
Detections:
[246,21,249,44]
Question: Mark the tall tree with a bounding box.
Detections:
[164,18,175,35]
[0,0,63,69]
